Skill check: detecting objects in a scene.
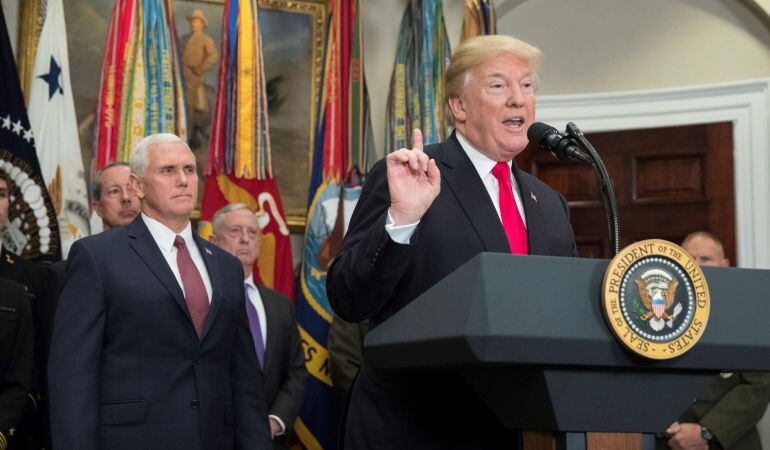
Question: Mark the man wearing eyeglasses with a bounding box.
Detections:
[92,162,141,231]
[210,203,306,449]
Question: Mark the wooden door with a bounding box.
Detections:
[518,122,736,261]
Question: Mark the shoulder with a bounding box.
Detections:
[0,277,26,298]
[258,286,294,313]
[199,238,243,275]
[0,278,29,310]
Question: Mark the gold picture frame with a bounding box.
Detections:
[17,0,328,231]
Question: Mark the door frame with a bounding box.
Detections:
[536,78,770,269]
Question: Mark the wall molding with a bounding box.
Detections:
[537,78,770,268]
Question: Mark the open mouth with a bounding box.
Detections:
[503,117,525,128]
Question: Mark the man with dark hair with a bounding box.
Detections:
[658,232,770,450]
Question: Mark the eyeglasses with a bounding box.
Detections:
[225,225,259,239]
[104,185,134,199]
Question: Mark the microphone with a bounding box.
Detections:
[527,122,593,165]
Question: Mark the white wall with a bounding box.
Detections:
[362,0,770,156]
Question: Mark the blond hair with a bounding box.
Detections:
[445,35,543,125]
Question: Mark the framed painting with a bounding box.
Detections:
[17,0,328,230]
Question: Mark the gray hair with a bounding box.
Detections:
[212,203,254,234]
[92,161,130,201]
[129,133,189,176]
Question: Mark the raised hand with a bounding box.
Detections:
[386,129,441,225]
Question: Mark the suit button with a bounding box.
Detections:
[190,400,199,409]
[194,357,200,365]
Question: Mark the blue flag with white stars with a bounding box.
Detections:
[0,2,61,261]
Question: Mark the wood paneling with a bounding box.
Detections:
[519,123,735,261]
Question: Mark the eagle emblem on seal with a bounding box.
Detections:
[635,269,682,332]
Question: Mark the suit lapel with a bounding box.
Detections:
[195,234,223,342]
[440,133,510,253]
[127,218,190,319]
[258,286,279,376]
[512,164,549,255]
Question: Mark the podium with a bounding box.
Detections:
[364,253,770,449]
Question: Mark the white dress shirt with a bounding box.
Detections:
[386,131,527,244]
[243,274,268,345]
[141,213,213,302]
[244,274,288,435]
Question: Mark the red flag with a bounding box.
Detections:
[199,0,294,299]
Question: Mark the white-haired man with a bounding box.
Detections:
[327,35,578,449]
[210,203,306,448]
[49,133,272,450]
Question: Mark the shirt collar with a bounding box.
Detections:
[244,274,257,290]
[455,131,512,180]
[141,213,194,253]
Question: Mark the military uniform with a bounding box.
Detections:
[0,278,34,450]
[657,372,770,449]
[0,248,49,450]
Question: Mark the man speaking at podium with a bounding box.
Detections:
[327,35,578,450]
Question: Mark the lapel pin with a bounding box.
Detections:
[530,192,538,203]
[205,247,213,256]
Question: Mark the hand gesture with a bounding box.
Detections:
[387,129,441,225]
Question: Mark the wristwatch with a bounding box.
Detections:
[701,425,714,441]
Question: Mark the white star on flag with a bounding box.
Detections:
[28,0,90,257]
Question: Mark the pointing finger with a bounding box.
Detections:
[412,128,424,152]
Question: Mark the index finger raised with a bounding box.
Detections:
[411,128,424,152]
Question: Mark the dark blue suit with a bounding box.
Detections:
[48,217,271,450]
[328,133,578,449]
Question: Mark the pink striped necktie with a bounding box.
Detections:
[173,235,209,337]
[491,162,529,254]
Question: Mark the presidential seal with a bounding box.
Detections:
[602,239,710,360]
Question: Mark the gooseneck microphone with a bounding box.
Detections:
[527,122,593,165]
[527,121,621,255]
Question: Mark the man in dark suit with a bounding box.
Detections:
[327,35,578,450]
[40,161,141,450]
[48,133,272,450]
[210,203,306,448]
[658,232,770,450]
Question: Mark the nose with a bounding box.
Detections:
[507,85,525,108]
[120,186,132,203]
[177,169,189,186]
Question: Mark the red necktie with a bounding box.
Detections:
[174,235,209,337]
[491,162,529,254]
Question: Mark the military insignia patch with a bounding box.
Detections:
[602,239,710,359]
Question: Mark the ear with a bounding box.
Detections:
[447,96,467,124]
[93,199,105,218]
[129,173,145,200]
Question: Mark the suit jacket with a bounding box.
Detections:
[0,278,34,450]
[656,372,770,450]
[327,133,578,450]
[48,216,272,450]
[255,285,306,444]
